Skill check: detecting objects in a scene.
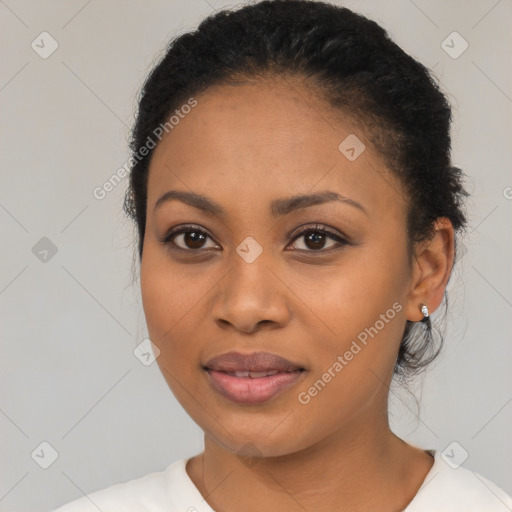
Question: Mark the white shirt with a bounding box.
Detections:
[52,449,512,511]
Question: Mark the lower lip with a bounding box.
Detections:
[205,369,305,404]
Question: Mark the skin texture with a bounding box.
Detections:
[140,77,454,512]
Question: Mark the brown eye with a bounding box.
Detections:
[177,230,208,249]
[288,225,349,253]
[160,225,220,251]
[303,231,329,250]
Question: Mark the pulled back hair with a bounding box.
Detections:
[123,0,469,382]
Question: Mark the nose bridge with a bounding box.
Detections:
[212,240,290,332]
[227,240,275,301]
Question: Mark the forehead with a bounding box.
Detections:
[147,78,407,220]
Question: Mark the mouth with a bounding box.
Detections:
[214,369,298,378]
[203,351,306,404]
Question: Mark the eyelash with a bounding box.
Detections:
[159,223,350,254]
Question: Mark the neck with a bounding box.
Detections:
[187,411,433,512]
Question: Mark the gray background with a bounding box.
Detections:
[1,0,511,510]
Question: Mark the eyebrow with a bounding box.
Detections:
[153,189,368,217]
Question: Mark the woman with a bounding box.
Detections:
[52,0,512,510]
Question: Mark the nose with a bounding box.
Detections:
[211,252,291,334]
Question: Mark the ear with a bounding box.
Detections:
[405,217,455,322]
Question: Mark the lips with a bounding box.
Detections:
[204,351,305,373]
[203,351,306,404]
[223,370,281,378]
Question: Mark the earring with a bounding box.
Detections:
[420,304,429,318]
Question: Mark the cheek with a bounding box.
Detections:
[140,251,208,413]
[299,241,409,394]
[291,247,406,344]
[141,244,202,335]
[140,247,205,376]
[292,289,405,441]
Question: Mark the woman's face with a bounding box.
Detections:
[140,78,417,457]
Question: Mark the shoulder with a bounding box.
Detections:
[406,450,512,512]
[50,458,190,512]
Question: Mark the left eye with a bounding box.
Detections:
[287,226,348,252]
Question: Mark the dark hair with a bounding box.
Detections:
[123,0,469,382]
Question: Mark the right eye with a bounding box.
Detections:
[160,224,221,252]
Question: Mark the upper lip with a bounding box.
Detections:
[204,351,305,372]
